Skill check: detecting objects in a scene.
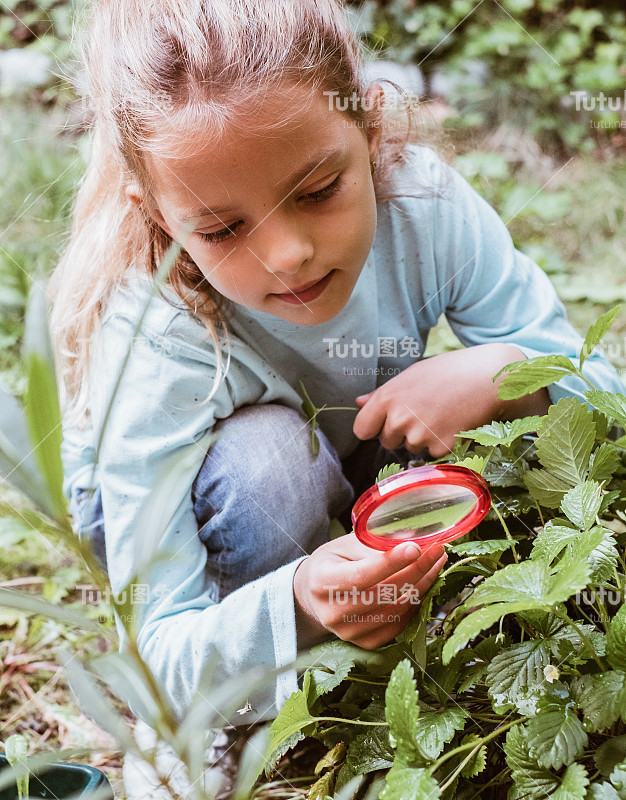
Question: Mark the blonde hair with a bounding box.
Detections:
[49,0,432,427]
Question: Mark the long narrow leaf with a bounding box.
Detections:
[22,284,67,524]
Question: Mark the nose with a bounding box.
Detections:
[253,212,314,276]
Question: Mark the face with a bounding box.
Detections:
[139,85,381,325]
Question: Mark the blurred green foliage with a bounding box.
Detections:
[349,0,626,152]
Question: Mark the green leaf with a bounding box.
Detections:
[580,305,622,369]
[560,481,602,530]
[526,707,588,770]
[552,762,589,800]
[525,468,573,507]
[595,742,626,781]
[415,707,469,760]
[385,659,421,763]
[376,463,404,483]
[0,384,63,523]
[459,734,487,778]
[485,639,555,712]
[607,606,626,671]
[308,641,362,700]
[495,355,577,401]
[571,671,626,732]
[266,689,316,767]
[532,522,617,583]
[346,728,394,775]
[589,443,621,483]
[22,283,67,523]
[505,725,559,799]
[447,539,514,556]
[535,398,595,486]
[5,735,29,800]
[453,454,488,474]
[380,765,440,800]
[585,391,626,429]
[442,559,591,662]
[459,416,544,446]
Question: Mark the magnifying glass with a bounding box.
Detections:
[352,464,491,551]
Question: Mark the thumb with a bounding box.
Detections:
[355,392,373,408]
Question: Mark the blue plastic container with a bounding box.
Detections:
[0,754,114,799]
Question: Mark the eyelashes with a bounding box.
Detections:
[197,174,344,245]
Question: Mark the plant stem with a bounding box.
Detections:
[345,676,388,686]
[434,717,524,789]
[490,503,519,564]
[553,609,605,672]
[316,716,387,727]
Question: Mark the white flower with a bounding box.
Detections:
[544,664,560,684]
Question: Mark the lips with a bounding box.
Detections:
[272,270,335,304]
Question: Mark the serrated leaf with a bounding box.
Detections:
[448,538,514,556]
[346,728,394,775]
[459,416,544,447]
[453,454,488,473]
[571,671,626,732]
[532,522,617,583]
[595,740,626,781]
[496,356,577,400]
[552,762,589,800]
[526,707,588,770]
[589,443,621,483]
[586,391,626,429]
[442,559,591,662]
[535,399,595,486]
[385,660,420,763]
[266,689,316,768]
[607,607,626,671]
[486,639,555,711]
[415,707,469,760]
[525,468,573,507]
[459,734,487,778]
[304,769,335,800]
[380,764,440,800]
[580,306,622,369]
[505,725,559,799]
[314,742,346,776]
[560,481,602,531]
[308,641,361,700]
[376,463,403,483]
[588,782,623,800]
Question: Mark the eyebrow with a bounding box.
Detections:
[179,146,344,223]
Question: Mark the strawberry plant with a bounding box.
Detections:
[267,306,626,800]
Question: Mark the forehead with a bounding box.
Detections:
[143,87,361,213]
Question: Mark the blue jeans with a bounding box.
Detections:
[70,404,413,596]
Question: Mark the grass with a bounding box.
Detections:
[0,94,624,798]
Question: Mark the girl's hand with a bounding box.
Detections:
[353,344,550,458]
[293,533,446,650]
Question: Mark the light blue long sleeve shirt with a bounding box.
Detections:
[61,146,624,724]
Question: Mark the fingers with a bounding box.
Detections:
[330,540,423,590]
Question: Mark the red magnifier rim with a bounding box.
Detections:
[351,464,492,551]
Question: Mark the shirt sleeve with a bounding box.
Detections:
[426,152,624,402]
[92,308,302,725]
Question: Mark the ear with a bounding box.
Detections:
[125,183,143,207]
[126,183,173,237]
[364,83,384,160]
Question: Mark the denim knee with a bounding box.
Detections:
[191,404,354,598]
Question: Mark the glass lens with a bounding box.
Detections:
[365,484,478,540]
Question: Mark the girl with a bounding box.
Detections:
[50,0,623,796]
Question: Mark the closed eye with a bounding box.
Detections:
[197,221,243,244]
[197,174,343,244]
[302,174,343,204]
